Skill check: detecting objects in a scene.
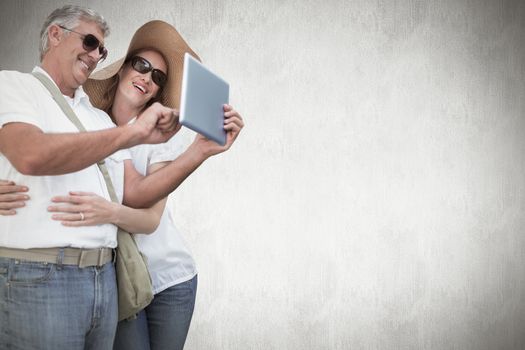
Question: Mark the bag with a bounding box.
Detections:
[115,229,154,321]
[32,71,154,321]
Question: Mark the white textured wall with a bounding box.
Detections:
[1,1,524,349]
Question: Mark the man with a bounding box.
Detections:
[0,5,244,348]
[0,6,178,350]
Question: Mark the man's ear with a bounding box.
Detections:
[47,24,63,48]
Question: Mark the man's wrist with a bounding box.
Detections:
[117,123,146,149]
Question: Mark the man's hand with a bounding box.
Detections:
[0,180,29,215]
[133,102,181,144]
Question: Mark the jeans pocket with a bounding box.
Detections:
[9,261,56,285]
[0,259,8,282]
[0,267,6,287]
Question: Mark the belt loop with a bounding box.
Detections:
[98,248,104,267]
[79,250,88,268]
[56,248,64,269]
[112,248,117,264]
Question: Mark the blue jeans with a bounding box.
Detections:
[0,256,118,350]
[113,275,198,350]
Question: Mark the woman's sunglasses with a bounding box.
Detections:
[59,25,108,62]
[128,56,168,88]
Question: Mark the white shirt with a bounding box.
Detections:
[0,67,129,249]
[128,133,197,294]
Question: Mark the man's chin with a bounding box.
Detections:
[74,70,90,86]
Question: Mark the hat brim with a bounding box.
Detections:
[84,20,200,111]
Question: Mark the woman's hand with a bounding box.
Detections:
[190,104,245,158]
[48,191,117,227]
[48,190,164,233]
[0,179,29,215]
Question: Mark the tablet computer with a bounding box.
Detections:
[179,53,229,146]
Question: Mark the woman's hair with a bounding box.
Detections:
[99,48,167,117]
[39,5,110,61]
[99,76,119,115]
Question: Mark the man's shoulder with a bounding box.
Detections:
[0,70,34,80]
[0,70,40,88]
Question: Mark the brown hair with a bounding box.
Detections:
[97,48,166,118]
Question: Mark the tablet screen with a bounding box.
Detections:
[179,53,229,145]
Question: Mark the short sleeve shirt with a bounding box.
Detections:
[0,67,130,249]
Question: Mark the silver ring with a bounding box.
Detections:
[79,212,85,221]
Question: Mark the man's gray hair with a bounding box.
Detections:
[39,5,110,61]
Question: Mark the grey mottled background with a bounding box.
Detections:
[1,0,524,349]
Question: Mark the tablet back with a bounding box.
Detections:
[179,53,229,145]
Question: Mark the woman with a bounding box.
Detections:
[1,20,244,350]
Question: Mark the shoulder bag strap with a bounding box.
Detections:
[32,71,119,203]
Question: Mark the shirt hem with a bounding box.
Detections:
[152,270,198,295]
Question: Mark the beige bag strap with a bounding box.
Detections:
[32,71,119,203]
[33,73,154,321]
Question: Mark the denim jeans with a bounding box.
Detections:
[113,275,198,350]
[0,256,118,350]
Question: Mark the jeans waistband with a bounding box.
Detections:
[0,247,114,268]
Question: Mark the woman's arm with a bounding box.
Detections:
[0,179,30,215]
[123,104,244,208]
[1,162,173,233]
[47,161,171,234]
[0,179,164,233]
[47,191,167,234]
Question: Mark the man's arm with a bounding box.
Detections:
[0,123,141,175]
[0,103,179,175]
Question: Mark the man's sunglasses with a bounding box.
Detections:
[59,25,108,61]
[128,56,168,88]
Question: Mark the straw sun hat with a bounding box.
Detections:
[84,20,200,112]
